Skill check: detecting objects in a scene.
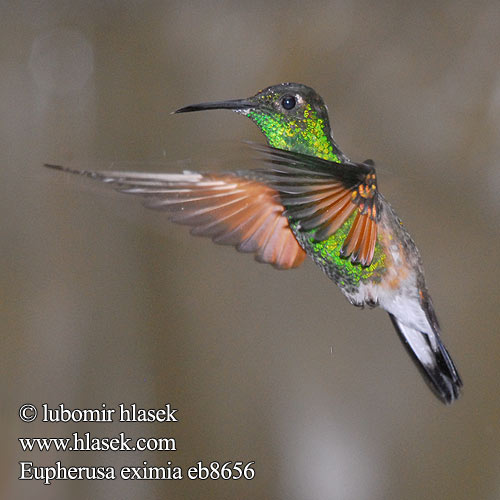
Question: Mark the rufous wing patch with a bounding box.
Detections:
[340,171,379,266]
[143,174,306,269]
[340,211,377,266]
[43,163,306,270]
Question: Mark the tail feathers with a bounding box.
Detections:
[389,314,462,404]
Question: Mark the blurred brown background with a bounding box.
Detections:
[2,1,499,499]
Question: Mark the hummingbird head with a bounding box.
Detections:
[175,83,343,162]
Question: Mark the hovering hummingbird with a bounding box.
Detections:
[45,83,462,404]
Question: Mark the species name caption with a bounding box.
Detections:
[18,403,255,485]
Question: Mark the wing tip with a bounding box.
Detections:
[340,212,376,267]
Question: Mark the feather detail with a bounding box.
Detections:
[43,163,306,270]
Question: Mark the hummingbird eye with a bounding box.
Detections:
[281,95,296,110]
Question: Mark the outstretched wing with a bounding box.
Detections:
[253,145,381,267]
[44,164,306,270]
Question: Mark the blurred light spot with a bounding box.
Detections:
[486,161,500,214]
[287,424,378,499]
[29,28,94,94]
[487,68,500,128]
[484,70,500,215]
[277,389,381,499]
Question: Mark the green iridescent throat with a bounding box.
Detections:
[247,104,341,162]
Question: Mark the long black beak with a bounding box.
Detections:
[174,98,254,114]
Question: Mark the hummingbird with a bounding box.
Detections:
[45,83,462,404]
